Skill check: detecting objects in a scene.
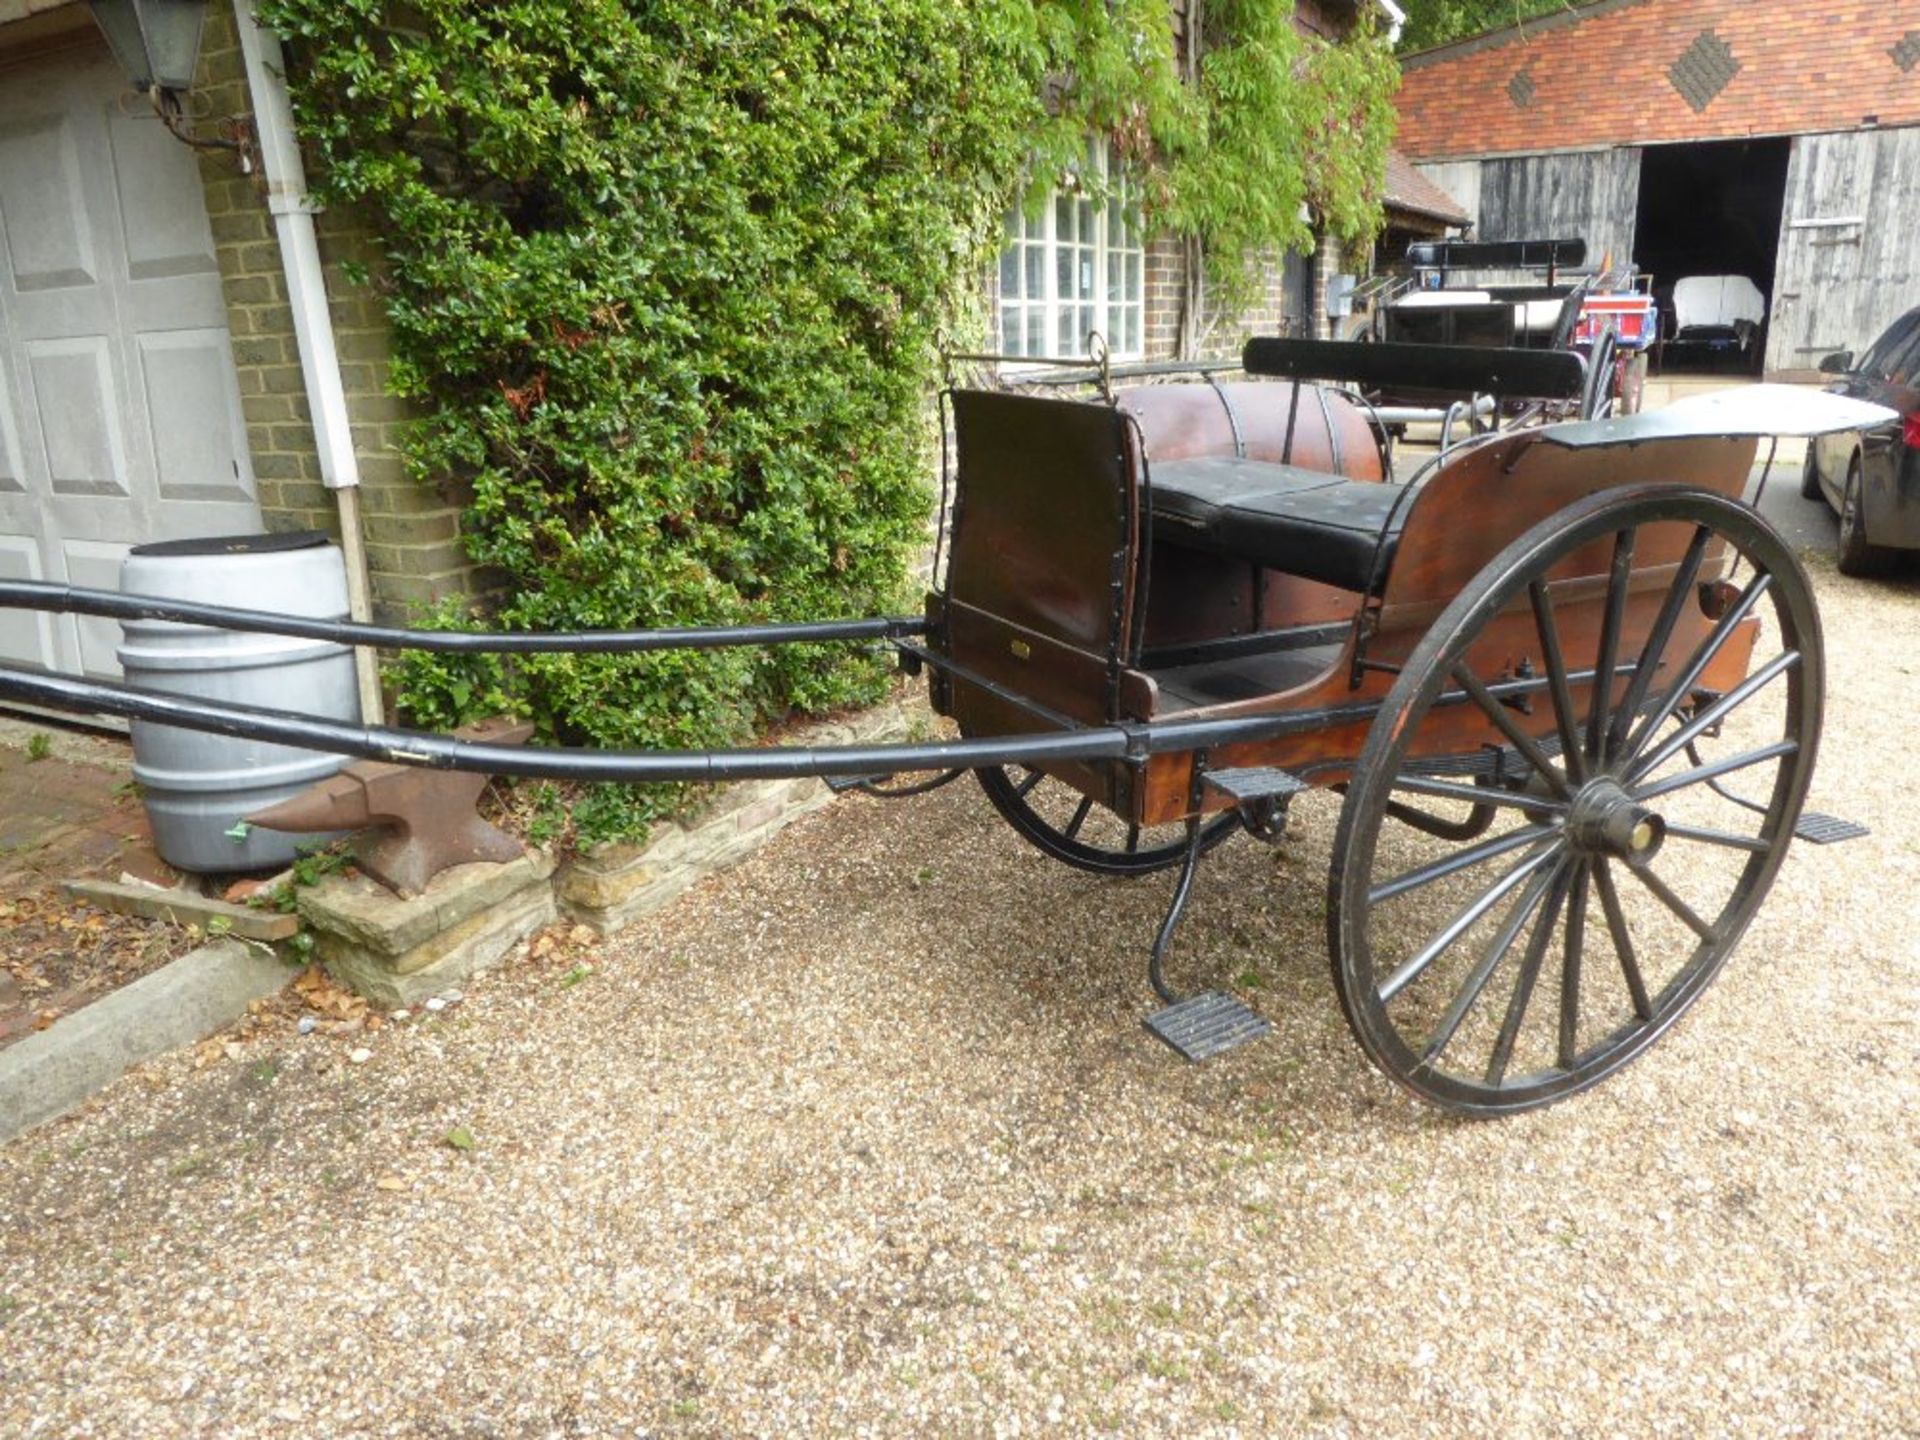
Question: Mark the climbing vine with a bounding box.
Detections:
[257,0,1395,836]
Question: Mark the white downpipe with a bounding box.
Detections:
[1377,0,1406,44]
[232,0,382,723]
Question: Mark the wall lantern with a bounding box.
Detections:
[87,0,209,97]
[88,0,253,173]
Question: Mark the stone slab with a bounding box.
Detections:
[297,851,555,958]
[316,878,555,1008]
[0,941,291,1145]
[62,879,300,942]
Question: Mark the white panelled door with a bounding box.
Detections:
[0,37,260,677]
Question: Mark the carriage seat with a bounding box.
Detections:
[1147,455,1404,593]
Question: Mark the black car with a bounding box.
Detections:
[1802,305,1920,575]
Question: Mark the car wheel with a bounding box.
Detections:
[1837,457,1898,577]
[1799,446,1823,502]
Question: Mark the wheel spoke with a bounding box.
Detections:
[1015,768,1046,797]
[1558,864,1590,1070]
[1662,821,1770,854]
[1379,842,1563,1002]
[1370,821,1558,905]
[1125,824,1141,854]
[1624,860,1715,940]
[1626,649,1799,785]
[1529,579,1587,786]
[1448,664,1574,800]
[1585,528,1636,768]
[1632,739,1797,803]
[1592,859,1653,1021]
[1486,866,1572,1085]
[1389,772,1566,818]
[1062,795,1094,841]
[1620,572,1772,763]
[1606,524,1711,763]
[1419,858,1564,1068]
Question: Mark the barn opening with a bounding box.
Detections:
[1631,137,1791,374]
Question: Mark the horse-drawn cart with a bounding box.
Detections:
[0,338,1891,1116]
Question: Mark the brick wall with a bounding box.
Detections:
[193,6,473,619]
[1399,0,1920,161]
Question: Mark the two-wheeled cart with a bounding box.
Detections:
[0,338,1889,1115]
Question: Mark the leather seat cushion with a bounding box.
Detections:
[1148,456,1406,592]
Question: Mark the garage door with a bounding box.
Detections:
[0,36,260,678]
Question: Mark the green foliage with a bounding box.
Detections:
[270,841,355,914]
[258,1,1396,835]
[1161,3,1398,306]
[387,597,517,734]
[1399,0,1577,53]
[25,732,50,762]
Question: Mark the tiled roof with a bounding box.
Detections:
[1397,0,1920,160]
[1383,148,1470,223]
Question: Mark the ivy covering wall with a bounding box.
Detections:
[259,0,1395,836]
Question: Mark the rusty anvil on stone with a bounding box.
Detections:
[247,715,533,899]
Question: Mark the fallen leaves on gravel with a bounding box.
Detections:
[0,893,196,1050]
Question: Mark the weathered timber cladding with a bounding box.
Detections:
[1766,127,1920,376]
[1474,149,1643,277]
[1415,161,1482,232]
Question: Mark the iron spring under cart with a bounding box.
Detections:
[0,338,1892,1116]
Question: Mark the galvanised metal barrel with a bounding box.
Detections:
[117,531,360,872]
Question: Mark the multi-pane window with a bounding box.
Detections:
[997,148,1144,361]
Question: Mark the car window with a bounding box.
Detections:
[1858,311,1920,380]
[1890,322,1920,387]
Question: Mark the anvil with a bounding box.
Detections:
[248,715,533,898]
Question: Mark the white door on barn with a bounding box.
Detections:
[0,35,260,678]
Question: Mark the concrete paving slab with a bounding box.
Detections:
[0,940,291,1144]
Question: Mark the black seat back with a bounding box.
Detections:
[942,389,1139,724]
[1243,336,1588,403]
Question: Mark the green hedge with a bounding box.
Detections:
[259,0,1395,837]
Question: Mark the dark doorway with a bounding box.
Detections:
[1633,137,1790,372]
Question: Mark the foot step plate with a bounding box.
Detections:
[1143,991,1272,1063]
[1795,812,1869,845]
[1203,767,1309,805]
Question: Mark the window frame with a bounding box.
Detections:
[996,145,1146,364]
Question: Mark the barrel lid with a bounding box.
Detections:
[129,531,330,559]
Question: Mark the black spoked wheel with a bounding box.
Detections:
[976,765,1240,876]
[1329,486,1823,1116]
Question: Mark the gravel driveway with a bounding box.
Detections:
[1,538,1915,1438]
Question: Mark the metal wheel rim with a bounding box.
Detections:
[975,764,1239,876]
[1329,486,1823,1116]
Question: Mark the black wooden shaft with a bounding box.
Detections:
[0,664,1374,784]
[0,580,926,655]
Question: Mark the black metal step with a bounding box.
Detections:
[1202,766,1310,806]
[1143,991,1272,1063]
[1794,811,1869,845]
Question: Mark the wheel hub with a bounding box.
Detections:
[1566,777,1665,862]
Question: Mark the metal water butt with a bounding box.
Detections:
[117,531,360,872]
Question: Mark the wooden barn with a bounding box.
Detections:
[1396,0,1920,377]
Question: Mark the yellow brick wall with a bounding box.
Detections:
[192,4,474,619]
